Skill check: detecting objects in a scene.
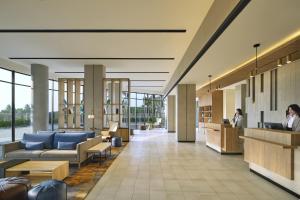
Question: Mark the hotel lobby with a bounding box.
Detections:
[0,0,300,199]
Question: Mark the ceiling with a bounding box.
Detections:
[0,0,214,94]
[181,0,300,89]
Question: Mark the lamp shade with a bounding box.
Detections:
[88,114,95,119]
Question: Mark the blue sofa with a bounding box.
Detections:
[2,131,101,168]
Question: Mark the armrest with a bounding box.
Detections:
[76,136,102,163]
[2,141,21,155]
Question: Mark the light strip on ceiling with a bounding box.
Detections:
[197,29,300,90]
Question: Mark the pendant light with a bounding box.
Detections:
[253,43,260,76]
[208,75,212,93]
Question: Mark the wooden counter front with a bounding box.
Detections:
[201,122,243,154]
[242,128,300,180]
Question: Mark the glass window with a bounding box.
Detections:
[137,93,144,99]
[0,68,12,82]
[0,81,12,142]
[15,85,32,140]
[15,73,31,86]
[130,92,136,99]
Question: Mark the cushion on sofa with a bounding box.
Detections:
[25,142,44,150]
[57,141,76,150]
[53,133,87,149]
[37,130,65,134]
[22,133,55,149]
[40,149,77,160]
[68,131,95,138]
[5,149,45,159]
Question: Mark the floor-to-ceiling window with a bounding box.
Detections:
[0,67,59,142]
[0,68,12,142]
[15,72,32,140]
[129,92,165,130]
[49,80,59,131]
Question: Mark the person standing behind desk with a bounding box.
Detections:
[233,108,244,128]
[283,104,300,132]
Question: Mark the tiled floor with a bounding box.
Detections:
[86,129,297,200]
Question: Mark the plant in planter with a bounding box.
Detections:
[147,116,157,129]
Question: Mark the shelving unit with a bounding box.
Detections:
[199,105,212,123]
[103,78,130,141]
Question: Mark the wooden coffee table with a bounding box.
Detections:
[6,161,69,181]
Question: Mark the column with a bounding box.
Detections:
[167,95,176,133]
[84,65,106,131]
[177,84,196,142]
[31,64,49,132]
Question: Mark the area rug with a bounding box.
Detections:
[64,143,127,200]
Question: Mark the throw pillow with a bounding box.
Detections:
[25,142,44,150]
[57,142,76,150]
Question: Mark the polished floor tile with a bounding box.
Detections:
[86,129,297,200]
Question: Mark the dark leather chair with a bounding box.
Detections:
[0,177,31,200]
[28,179,67,200]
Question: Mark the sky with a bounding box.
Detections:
[0,68,58,111]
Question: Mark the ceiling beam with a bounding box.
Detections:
[0,29,186,33]
[163,0,251,98]
[10,57,175,60]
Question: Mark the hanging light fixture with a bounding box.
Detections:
[277,58,283,67]
[208,75,212,93]
[253,43,260,76]
[286,54,292,64]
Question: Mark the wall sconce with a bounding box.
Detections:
[277,58,283,67]
[249,70,254,78]
[286,54,292,64]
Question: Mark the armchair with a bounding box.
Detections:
[101,121,118,141]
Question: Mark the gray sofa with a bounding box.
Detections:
[2,135,101,168]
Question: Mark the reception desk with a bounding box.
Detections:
[241,128,300,196]
[200,122,243,154]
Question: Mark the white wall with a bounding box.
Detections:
[246,59,300,128]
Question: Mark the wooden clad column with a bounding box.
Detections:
[84,65,106,131]
[167,95,176,133]
[58,79,65,129]
[67,80,74,128]
[177,84,196,142]
[75,80,81,128]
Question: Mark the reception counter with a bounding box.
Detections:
[241,128,300,196]
[200,122,243,154]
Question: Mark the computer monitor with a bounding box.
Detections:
[264,122,284,130]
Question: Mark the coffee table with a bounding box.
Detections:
[87,143,112,165]
[6,161,69,181]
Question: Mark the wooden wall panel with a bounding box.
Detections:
[212,91,223,123]
[186,84,196,141]
[67,80,74,128]
[58,79,65,128]
[197,36,300,96]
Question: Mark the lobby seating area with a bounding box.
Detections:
[3,132,101,168]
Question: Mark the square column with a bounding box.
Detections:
[177,84,196,142]
[167,95,176,133]
[31,64,49,132]
[84,65,106,131]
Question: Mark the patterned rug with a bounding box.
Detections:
[64,143,127,200]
